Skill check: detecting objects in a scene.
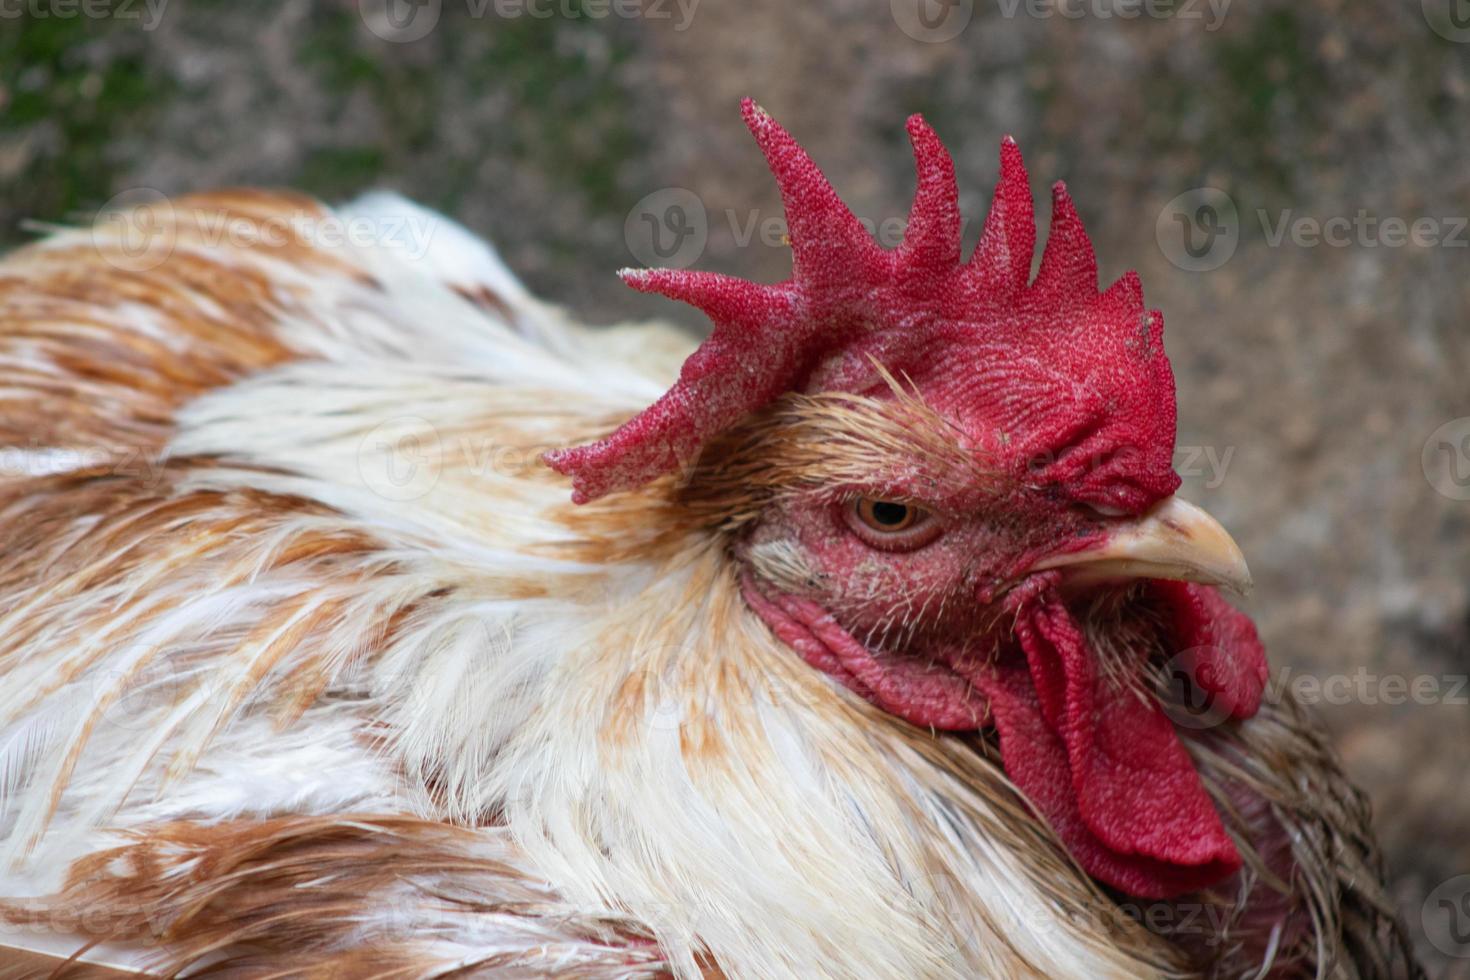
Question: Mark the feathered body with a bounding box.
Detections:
[0,109,1418,979]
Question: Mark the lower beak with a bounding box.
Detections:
[1033,496,1253,595]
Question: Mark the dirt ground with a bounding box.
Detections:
[2,0,1468,972]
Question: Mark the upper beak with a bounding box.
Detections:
[1033,496,1253,595]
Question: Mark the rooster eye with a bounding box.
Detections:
[846,497,940,551]
[856,499,919,531]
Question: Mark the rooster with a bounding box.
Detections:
[0,101,1420,978]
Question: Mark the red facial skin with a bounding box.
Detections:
[737,441,1263,899]
[742,474,1100,652]
[734,372,1115,727]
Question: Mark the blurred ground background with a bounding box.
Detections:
[2,0,1467,972]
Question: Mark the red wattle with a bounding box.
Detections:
[977,585,1248,899]
[1152,579,1268,721]
[744,574,1269,900]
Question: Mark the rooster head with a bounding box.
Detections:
[544,101,1269,901]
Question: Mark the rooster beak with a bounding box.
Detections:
[1034,496,1253,595]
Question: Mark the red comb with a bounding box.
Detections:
[544,100,1176,507]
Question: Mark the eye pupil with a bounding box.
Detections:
[854,497,924,534]
[870,501,909,526]
[848,497,937,550]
